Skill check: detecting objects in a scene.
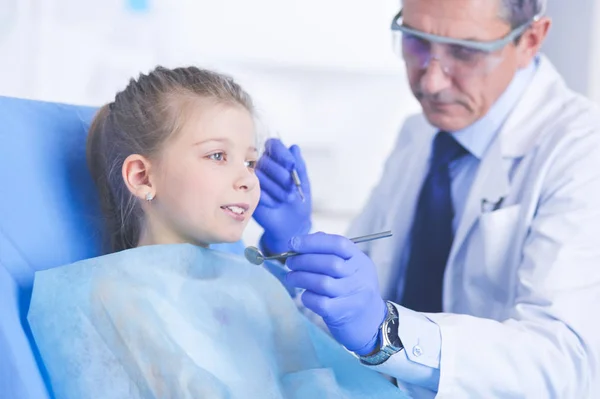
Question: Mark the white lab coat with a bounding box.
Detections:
[347,55,600,397]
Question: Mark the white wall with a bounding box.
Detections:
[0,0,36,98]
[6,0,405,105]
[588,0,600,103]
[542,0,599,98]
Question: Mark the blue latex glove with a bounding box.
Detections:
[254,138,312,255]
[285,233,388,356]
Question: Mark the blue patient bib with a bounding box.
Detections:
[28,244,409,399]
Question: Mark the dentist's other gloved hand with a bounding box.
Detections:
[254,138,312,255]
[285,233,388,356]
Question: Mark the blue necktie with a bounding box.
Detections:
[400,132,468,312]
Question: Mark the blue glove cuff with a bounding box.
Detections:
[352,300,389,356]
[353,330,382,356]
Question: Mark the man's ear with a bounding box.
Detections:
[517,17,551,68]
[122,154,156,201]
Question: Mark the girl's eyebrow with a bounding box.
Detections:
[193,138,230,146]
[195,138,258,153]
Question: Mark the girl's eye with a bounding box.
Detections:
[245,160,257,169]
[208,152,225,161]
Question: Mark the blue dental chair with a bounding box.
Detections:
[0,96,244,398]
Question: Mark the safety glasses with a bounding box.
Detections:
[390,9,539,78]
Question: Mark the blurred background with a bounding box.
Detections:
[0,0,598,245]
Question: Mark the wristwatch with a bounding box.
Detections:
[359,301,404,366]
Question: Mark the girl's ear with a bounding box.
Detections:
[122,154,156,201]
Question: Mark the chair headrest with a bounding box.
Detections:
[0,96,103,294]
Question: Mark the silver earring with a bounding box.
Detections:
[145,192,154,202]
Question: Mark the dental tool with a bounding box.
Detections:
[291,169,306,202]
[270,130,305,203]
[244,230,393,266]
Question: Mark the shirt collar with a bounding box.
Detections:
[452,57,538,159]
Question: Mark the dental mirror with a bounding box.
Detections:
[244,230,393,266]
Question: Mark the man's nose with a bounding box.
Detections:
[420,58,452,95]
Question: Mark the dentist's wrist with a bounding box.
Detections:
[354,330,382,356]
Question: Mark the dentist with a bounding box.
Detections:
[253,0,600,396]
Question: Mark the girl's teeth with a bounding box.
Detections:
[227,206,244,214]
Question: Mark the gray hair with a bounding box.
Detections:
[499,0,547,28]
[87,66,255,253]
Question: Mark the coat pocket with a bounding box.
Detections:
[478,204,522,271]
[462,204,522,313]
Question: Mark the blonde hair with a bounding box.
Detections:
[87,66,254,253]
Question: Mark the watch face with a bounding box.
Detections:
[386,318,403,349]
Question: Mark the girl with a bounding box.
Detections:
[28,66,406,399]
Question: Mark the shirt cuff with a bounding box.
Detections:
[365,303,441,392]
[395,304,441,368]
